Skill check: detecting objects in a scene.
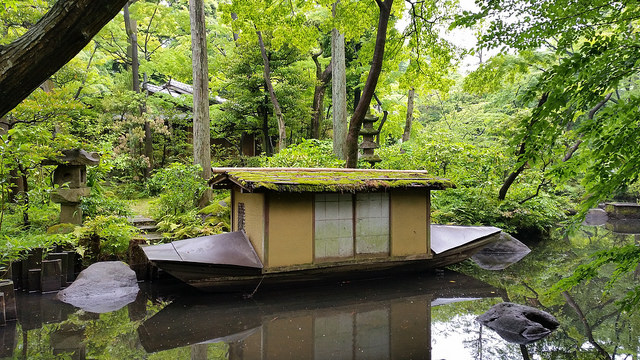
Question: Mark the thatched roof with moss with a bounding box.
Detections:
[209,167,455,193]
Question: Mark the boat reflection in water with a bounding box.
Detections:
[138,270,504,359]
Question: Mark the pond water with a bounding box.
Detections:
[1,224,639,359]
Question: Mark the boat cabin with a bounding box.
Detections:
[209,168,455,273]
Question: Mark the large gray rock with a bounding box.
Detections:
[477,302,559,344]
[57,261,139,313]
[583,208,608,226]
[472,232,530,270]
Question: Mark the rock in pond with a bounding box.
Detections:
[477,302,559,344]
[471,232,531,270]
[57,261,139,313]
[583,208,608,226]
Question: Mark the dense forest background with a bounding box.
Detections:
[1,0,640,307]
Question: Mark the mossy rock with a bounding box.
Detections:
[47,223,77,234]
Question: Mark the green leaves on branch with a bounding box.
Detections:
[147,163,208,217]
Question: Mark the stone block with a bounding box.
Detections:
[0,281,17,321]
[42,149,99,166]
[53,165,85,188]
[46,253,69,287]
[21,248,43,290]
[0,264,11,281]
[0,293,5,326]
[51,323,86,360]
[0,321,16,357]
[63,251,76,282]
[60,205,82,225]
[51,187,90,204]
[27,269,41,293]
[41,260,62,293]
[10,262,20,289]
[605,202,640,219]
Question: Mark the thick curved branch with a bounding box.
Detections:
[0,0,130,118]
[563,291,612,360]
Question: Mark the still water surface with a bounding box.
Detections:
[1,224,639,359]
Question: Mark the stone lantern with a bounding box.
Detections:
[43,149,100,224]
[359,112,382,166]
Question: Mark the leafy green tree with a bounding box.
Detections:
[455,0,640,309]
[456,0,640,210]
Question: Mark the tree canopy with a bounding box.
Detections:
[2,0,640,314]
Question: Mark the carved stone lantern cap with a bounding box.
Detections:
[42,149,100,166]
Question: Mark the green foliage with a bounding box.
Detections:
[551,244,640,312]
[73,216,138,261]
[0,232,72,276]
[46,223,76,235]
[156,210,228,241]
[253,139,344,168]
[147,163,208,217]
[433,188,565,235]
[80,193,132,219]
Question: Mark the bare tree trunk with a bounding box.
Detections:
[402,87,415,143]
[189,0,212,203]
[260,96,272,156]
[331,6,348,159]
[0,0,130,118]
[345,0,393,168]
[124,3,153,178]
[311,53,332,139]
[257,30,286,151]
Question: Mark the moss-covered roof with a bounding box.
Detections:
[209,167,455,193]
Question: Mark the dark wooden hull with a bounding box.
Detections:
[151,233,500,293]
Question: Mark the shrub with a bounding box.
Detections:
[80,193,132,219]
[73,215,139,263]
[253,139,345,168]
[156,210,227,241]
[146,163,208,217]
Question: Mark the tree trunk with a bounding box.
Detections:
[497,92,548,200]
[0,0,130,118]
[402,87,415,143]
[498,142,527,200]
[260,95,272,156]
[331,14,348,159]
[189,0,212,196]
[311,53,332,139]
[124,3,153,178]
[345,0,393,168]
[257,30,286,151]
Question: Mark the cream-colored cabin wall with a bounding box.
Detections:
[232,190,265,262]
[390,190,430,257]
[266,193,314,268]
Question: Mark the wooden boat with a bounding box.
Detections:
[142,167,512,292]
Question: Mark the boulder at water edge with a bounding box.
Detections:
[57,261,139,313]
[477,302,559,344]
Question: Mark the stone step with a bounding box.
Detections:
[127,216,157,227]
[135,232,164,243]
[136,224,159,233]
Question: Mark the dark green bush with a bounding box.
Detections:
[146,163,208,217]
[80,193,132,219]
